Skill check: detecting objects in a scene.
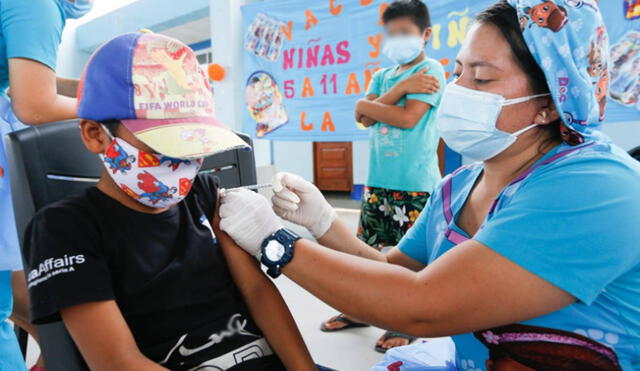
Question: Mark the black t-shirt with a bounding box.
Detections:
[23,174,284,371]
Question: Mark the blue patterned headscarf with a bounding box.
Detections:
[508,0,610,145]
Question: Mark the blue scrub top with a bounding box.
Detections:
[0,1,65,369]
[0,0,65,270]
[399,137,640,370]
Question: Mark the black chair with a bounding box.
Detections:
[4,120,257,370]
[629,146,640,162]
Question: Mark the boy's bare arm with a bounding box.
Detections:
[213,217,317,371]
[61,301,169,371]
[357,98,432,129]
[356,68,439,128]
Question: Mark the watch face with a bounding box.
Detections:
[265,240,285,262]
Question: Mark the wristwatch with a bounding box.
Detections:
[260,228,301,278]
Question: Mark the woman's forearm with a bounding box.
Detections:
[282,240,423,332]
[317,219,388,262]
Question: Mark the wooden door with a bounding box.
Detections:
[313,142,353,191]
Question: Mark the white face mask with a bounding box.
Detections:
[99,128,203,209]
[436,83,550,162]
[382,35,424,65]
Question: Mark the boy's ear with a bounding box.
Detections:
[79,120,111,154]
[423,27,432,44]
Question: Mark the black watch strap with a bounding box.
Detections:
[261,228,301,279]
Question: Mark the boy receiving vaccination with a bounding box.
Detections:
[22,32,321,371]
[321,0,446,353]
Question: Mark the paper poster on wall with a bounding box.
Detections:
[241,0,640,142]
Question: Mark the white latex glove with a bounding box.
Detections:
[271,172,337,239]
[219,189,283,256]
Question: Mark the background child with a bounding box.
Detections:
[321,0,446,353]
[22,32,320,371]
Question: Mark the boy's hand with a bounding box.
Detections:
[356,113,376,128]
[400,67,440,95]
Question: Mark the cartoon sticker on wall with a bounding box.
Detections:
[245,13,286,62]
[245,71,289,137]
[609,31,640,109]
[625,0,640,20]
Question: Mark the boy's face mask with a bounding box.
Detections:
[99,128,203,209]
[382,34,425,65]
[57,0,94,19]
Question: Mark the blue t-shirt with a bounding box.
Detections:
[365,57,445,193]
[0,0,64,92]
[399,138,640,370]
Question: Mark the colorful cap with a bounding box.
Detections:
[508,0,610,145]
[77,32,250,159]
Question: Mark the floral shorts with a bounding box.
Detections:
[357,186,430,250]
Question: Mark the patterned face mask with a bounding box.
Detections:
[99,129,203,209]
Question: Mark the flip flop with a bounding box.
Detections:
[374,331,417,353]
[320,313,371,332]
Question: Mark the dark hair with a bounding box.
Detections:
[382,0,431,31]
[100,119,121,136]
[475,1,562,146]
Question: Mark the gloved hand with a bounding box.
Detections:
[219,189,283,256]
[271,172,337,239]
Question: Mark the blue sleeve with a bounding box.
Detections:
[474,156,640,305]
[405,60,446,108]
[1,0,65,70]
[365,69,383,97]
[397,192,435,265]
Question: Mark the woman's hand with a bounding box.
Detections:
[399,67,440,95]
[272,172,337,239]
[219,189,283,256]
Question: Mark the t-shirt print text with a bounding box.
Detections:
[27,254,86,289]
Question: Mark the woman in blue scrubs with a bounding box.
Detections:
[218,0,640,369]
[1,1,93,369]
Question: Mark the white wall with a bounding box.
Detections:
[57,0,141,78]
[602,121,640,151]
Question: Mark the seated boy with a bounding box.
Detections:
[22,32,318,371]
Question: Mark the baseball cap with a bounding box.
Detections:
[77,32,250,159]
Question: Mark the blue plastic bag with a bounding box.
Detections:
[370,338,457,371]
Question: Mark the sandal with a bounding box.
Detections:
[320,313,370,332]
[374,331,417,353]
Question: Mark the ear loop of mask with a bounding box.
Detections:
[100,123,116,141]
[502,93,550,106]
[503,93,550,136]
